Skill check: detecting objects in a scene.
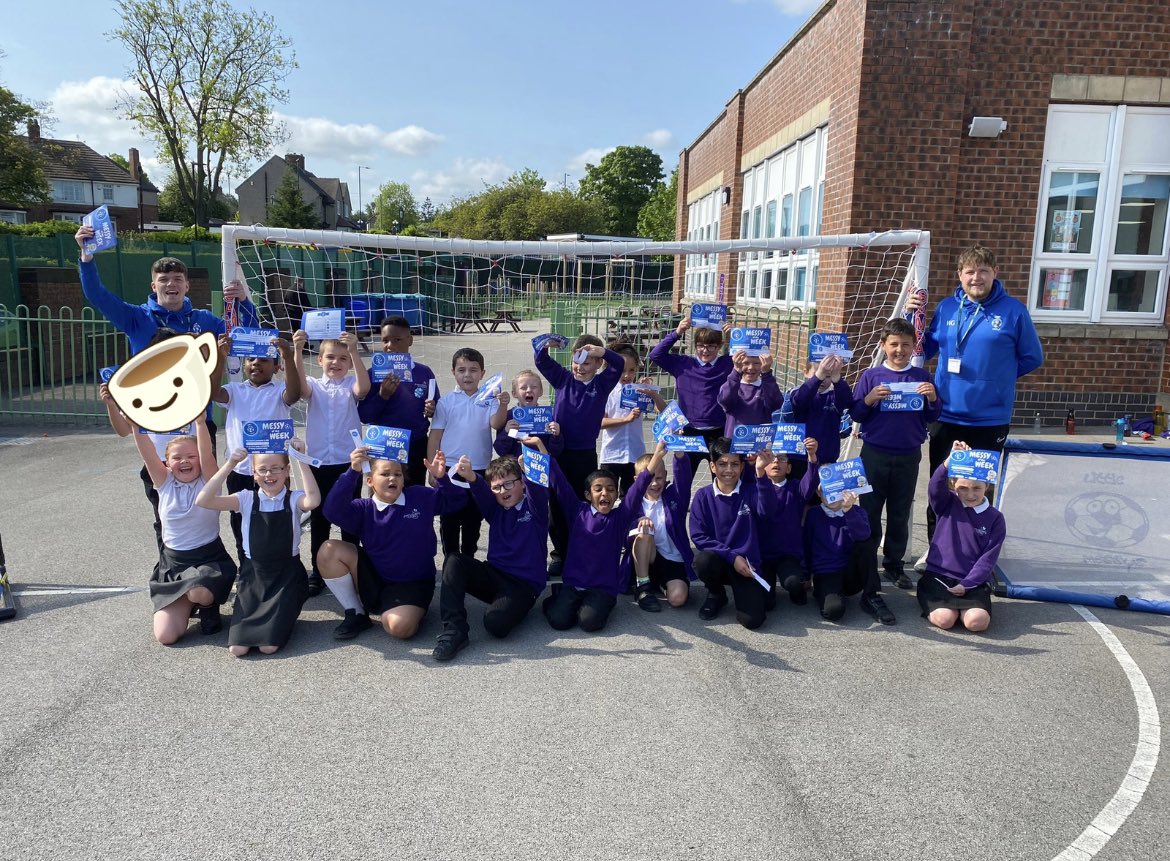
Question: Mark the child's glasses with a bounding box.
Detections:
[490,478,520,494]
[255,466,288,476]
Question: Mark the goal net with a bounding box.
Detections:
[221,226,929,415]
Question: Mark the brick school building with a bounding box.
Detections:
[673,0,1170,426]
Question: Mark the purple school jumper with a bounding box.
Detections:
[803,505,871,575]
[850,364,941,454]
[717,370,783,436]
[534,348,623,451]
[924,463,1006,588]
[790,376,852,464]
[759,466,820,563]
[649,330,733,431]
[688,470,776,571]
[459,474,552,596]
[359,361,438,437]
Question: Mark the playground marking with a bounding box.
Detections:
[1052,606,1160,861]
[0,436,44,447]
[14,586,144,596]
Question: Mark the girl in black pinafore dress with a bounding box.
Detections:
[197,441,321,656]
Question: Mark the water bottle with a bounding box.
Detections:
[1033,411,1041,432]
[1065,409,1076,435]
[1115,417,1126,442]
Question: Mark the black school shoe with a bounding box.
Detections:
[333,608,373,640]
[782,575,809,606]
[635,587,662,613]
[883,565,913,590]
[698,590,728,620]
[860,594,897,626]
[305,569,326,598]
[433,628,470,662]
[198,604,223,635]
[821,593,845,622]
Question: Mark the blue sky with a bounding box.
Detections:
[1,0,820,207]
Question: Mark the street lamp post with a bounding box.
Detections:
[357,165,371,230]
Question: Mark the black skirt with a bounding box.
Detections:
[150,539,237,612]
[917,572,993,616]
[228,556,309,648]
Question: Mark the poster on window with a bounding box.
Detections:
[1042,269,1074,310]
[1050,210,1082,253]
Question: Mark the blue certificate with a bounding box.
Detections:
[880,381,925,412]
[652,400,688,441]
[771,422,808,456]
[729,327,772,357]
[242,419,294,454]
[619,384,656,412]
[730,423,775,454]
[82,205,117,254]
[229,327,280,358]
[301,308,345,340]
[99,365,118,383]
[532,333,569,352]
[512,405,553,434]
[371,352,413,383]
[362,425,411,463]
[522,447,551,487]
[474,372,504,407]
[947,449,1001,484]
[808,332,853,361]
[690,302,728,331]
[663,434,708,453]
[818,458,872,503]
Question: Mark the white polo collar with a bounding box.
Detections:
[373,494,407,511]
[713,480,742,498]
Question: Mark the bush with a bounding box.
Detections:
[0,220,81,237]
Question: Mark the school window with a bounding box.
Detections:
[685,187,723,300]
[735,125,828,310]
[0,210,26,224]
[51,180,86,203]
[1029,105,1170,323]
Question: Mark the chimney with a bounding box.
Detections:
[128,147,142,180]
[284,153,305,171]
[27,119,40,141]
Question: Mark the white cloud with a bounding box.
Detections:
[275,112,443,161]
[46,77,169,177]
[567,146,615,173]
[730,0,822,14]
[640,129,674,150]
[410,157,513,203]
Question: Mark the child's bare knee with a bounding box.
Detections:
[258,645,280,654]
[382,613,418,640]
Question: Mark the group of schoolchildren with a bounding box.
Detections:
[105,307,1004,662]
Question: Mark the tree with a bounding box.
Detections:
[0,86,49,205]
[635,168,678,242]
[110,0,296,227]
[418,196,436,223]
[431,170,605,241]
[157,172,236,224]
[579,145,664,236]
[372,181,418,233]
[266,170,318,229]
[107,152,152,189]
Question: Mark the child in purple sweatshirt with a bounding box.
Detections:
[759,437,821,608]
[432,453,553,662]
[717,350,783,436]
[542,444,653,632]
[916,441,1005,633]
[789,354,853,469]
[802,487,878,622]
[649,312,733,469]
[318,446,464,642]
[850,319,941,594]
[535,335,624,575]
[689,438,778,629]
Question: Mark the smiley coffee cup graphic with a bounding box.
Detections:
[109,332,218,432]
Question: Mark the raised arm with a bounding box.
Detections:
[291,330,312,400]
[131,423,169,488]
[277,338,302,405]
[289,439,320,511]
[547,452,582,522]
[323,451,367,534]
[534,343,571,390]
[210,335,231,404]
[341,331,370,399]
[195,416,217,482]
[100,383,133,437]
[195,449,248,512]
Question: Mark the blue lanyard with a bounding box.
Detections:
[953,298,983,357]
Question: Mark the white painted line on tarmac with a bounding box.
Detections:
[1052,605,1161,861]
[14,586,144,596]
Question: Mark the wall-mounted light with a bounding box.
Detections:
[968,116,1008,138]
[722,186,732,206]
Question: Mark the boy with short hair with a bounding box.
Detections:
[649,312,734,471]
[493,369,564,459]
[851,318,941,606]
[627,441,695,612]
[359,315,439,486]
[292,328,369,596]
[803,488,872,622]
[433,453,551,662]
[717,349,782,436]
[759,437,821,607]
[535,334,624,573]
[688,438,777,629]
[789,354,853,467]
[428,348,510,558]
[211,333,303,562]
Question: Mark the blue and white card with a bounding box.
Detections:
[663,434,708,453]
[242,419,294,454]
[474,372,504,407]
[730,423,776,454]
[880,381,925,412]
[99,365,118,383]
[818,458,872,503]
[619,384,656,412]
[512,405,553,434]
[652,400,688,441]
[521,447,551,487]
[362,425,411,463]
[301,308,345,340]
[229,327,280,358]
[82,205,117,255]
[690,302,728,331]
[532,333,569,353]
[947,449,1001,484]
[771,422,808,456]
[808,332,854,362]
[729,327,772,357]
[139,422,193,438]
[370,351,413,383]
